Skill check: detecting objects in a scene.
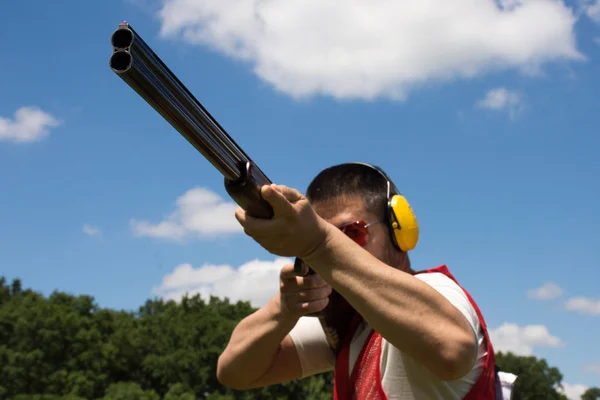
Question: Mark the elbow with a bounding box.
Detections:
[217,370,251,391]
[432,331,478,381]
[435,355,476,382]
[216,358,233,388]
[216,355,252,391]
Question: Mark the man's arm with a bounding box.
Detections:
[303,226,479,381]
[217,261,333,390]
[216,294,303,390]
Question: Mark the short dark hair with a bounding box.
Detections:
[306,163,398,219]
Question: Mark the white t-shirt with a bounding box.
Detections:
[288,272,488,400]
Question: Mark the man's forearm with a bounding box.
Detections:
[216,294,298,389]
[303,225,478,380]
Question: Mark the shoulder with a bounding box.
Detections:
[411,270,488,385]
[288,317,335,377]
[289,316,329,350]
[378,271,488,397]
[413,269,462,288]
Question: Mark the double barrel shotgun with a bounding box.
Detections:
[108,22,343,352]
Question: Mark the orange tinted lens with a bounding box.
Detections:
[341,222,369,246]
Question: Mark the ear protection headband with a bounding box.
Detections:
[347,162,420,252]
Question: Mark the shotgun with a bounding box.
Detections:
[108,22,341,351]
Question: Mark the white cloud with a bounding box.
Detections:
[130,187,242,241]
[152,257,291,307]
[156,0,583,101]
[82,224,102,237]
[559,382,588,400]
[527,282,563,300]
[565,296,600,316]
[488,322,563,356]
[0,106,60,143]
[584,363,600,375]
[586,0,600,23]
[476,87,524,119]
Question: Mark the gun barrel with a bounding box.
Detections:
[109,22,250,181]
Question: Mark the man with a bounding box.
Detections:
[216,163,499,399]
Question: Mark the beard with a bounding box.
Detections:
[319,288,359,354]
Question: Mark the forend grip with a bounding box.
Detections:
[224,161,274,219]
[224,162,321,316]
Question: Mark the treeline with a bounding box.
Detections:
[0,277,597,400]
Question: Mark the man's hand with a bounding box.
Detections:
[235,184,330,259]
[276,263,332,319]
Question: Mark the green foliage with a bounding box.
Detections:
[0,276,588,400]
[0,277,332,400]
[582,387,600,400]
[496,352,569,400]
[101,382,159,400]
[163,383,195,400]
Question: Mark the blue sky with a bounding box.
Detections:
[1,0,599,397]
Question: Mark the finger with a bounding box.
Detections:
[235,208,266,238]
[293,285,333,301]
[298,297,330,314]
[281,285,331,302]
[261,185,296,217]
[281,273,329,291]
[240,212,287,236]
[280,263,301,279]
[276,185,304,203]
[298,274,329,289]
[271,185,282,193]
[234,207,247,226]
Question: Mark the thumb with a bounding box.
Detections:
[261,184,295,216]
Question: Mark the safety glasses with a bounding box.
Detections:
[338,220,384,247]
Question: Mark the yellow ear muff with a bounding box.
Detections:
[389,194,419,251]
[342,161,420,251]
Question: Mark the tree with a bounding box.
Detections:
[0,276,333,399]
[496,352,568,400]
[582,387,600,400]
[163,383,195,400]
[101,382,159,400]
[12,275,594,400]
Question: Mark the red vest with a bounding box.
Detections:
[333,265,497,400]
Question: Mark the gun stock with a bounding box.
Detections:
[108,22,341,351]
